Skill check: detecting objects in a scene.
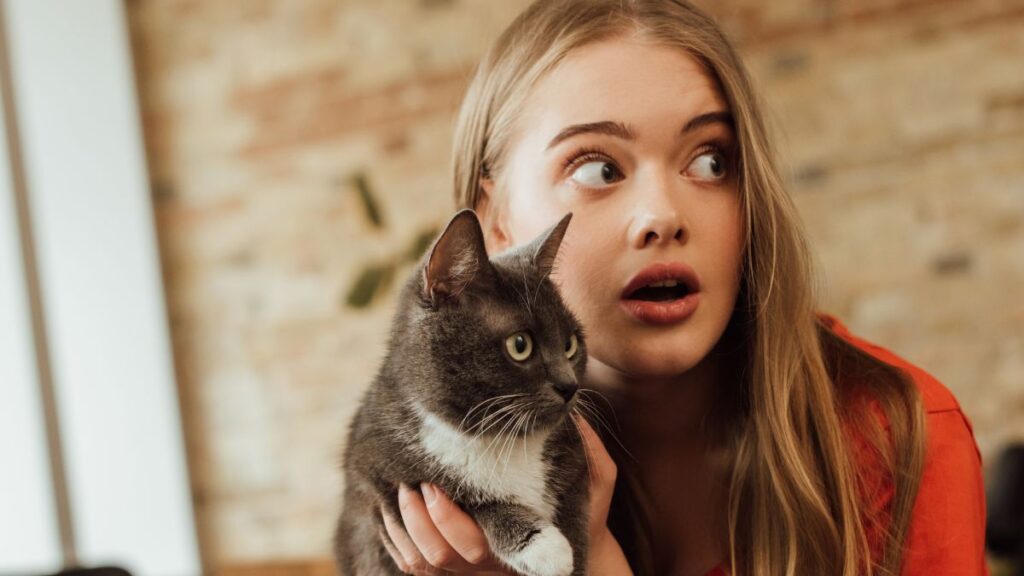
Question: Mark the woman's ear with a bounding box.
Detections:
[475,176,513,255]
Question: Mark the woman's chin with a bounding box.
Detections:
[591,342,710,381]
[620,356,703,380]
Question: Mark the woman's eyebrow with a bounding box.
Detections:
[545,110,734,151]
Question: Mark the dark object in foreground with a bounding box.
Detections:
[37,568,131,576]
[987,443,1024,576]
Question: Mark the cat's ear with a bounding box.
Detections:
[423,209,495,305]
[531,212,572,278]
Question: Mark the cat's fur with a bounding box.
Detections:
[333,210,590,576]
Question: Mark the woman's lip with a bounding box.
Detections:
[621,262,702,299]
[620,292,701,325]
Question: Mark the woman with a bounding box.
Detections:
[377,1,988,574]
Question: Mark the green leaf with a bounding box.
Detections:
[345,262,396,308]
[405,227,439,262]
[351,172,384,229]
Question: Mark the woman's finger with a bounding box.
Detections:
[382,505,443,574]
[574,415,618,534]
[379,526,413,573]
[421,482,510,571]
[398,483,478,571]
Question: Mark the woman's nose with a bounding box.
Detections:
[627,177,685,249]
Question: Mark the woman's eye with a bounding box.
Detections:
[686,149,729,181]
[569,160,622,188]
[564,333,579,359]
[505,332,533,361]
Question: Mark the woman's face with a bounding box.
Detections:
[480,37,744,380]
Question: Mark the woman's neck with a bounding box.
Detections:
[584,346,733,576]
[583,344,722,452]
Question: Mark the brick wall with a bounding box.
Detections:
[126,0,1024,570]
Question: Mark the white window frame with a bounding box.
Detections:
[0,1,201,574]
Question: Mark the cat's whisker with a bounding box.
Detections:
[575,393,637,464]
[495,416,517,479]
[475,413,517,466]
[574,395,618,441]
[468,413,515,478]
[573,395,604,428]
[522,407,538,461]
[493,400,534,483]
[529,269,544,312]
[503,408,531,475]
[575,396,616,437]
[574,417,603,482]
[460,394,528,434]
[575,391,614,430]
[465,393,527,418]
[467,398,523,434]
[459,398,502,433]
[470,401,524,440]
[496,408,526,476]
[507,269,531,317]
[466,406,514,438]
[478,400,525,458]
[483,404,525,487]
[519,268,533,316]
[577,388,625,435]
[568,407,595,487]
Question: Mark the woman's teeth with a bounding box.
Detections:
[630,282,690,301]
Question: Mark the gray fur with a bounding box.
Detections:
[334,210,590,576]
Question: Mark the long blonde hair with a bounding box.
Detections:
[450,1,926,575]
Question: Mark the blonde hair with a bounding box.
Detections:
[450,1,925,575]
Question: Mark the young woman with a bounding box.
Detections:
[376,1,988,574]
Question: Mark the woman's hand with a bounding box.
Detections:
[379,483,512,575]
[576,416,632,576]
[377,416,632,575]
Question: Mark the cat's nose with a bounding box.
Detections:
[551,381,579,402]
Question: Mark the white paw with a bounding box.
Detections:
[507,525,573,576]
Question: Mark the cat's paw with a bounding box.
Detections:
[507,525,573,576]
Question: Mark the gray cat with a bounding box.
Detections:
[334,210,590,576]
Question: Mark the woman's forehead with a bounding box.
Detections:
[520,38,729,146]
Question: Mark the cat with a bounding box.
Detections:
[333,209,590,576]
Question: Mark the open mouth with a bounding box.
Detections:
[621,262,701,301]
[619,263,702,324]
[625,279,693,302]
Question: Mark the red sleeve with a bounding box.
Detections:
[816,312,989,575]
[900,408,989,576]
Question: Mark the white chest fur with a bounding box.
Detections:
[415,404,556,522]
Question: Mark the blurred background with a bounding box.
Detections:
[1,0,1021,575]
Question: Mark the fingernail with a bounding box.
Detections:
[420,482,437,506]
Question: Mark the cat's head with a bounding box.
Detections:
[406,209,586,436]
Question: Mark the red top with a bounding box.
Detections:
[702,312,988,576]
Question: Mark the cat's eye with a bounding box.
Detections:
[505,332,533,361]
[565,333,579,359]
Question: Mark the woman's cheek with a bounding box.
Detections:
[559,254,614,326]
